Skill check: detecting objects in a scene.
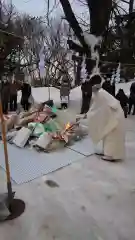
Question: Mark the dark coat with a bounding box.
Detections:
[116,89,129,108]
[10,82,19,96]
[102,81,115,96]
[130,82,135,93]
[1,81,10,102]
[81,81,92,97]
[130,82,135,102]
[21,83,31,100]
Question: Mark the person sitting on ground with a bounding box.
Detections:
[21,82,31,111]
[128,82,135,115]
[116,89,129,118]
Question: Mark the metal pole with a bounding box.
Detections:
[48,85,50,100]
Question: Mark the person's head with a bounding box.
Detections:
[118,89,124,94]
[90,74,102,92]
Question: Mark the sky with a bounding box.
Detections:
[5,0,87,18]
[12,0,50,16]
[3,0,129,19]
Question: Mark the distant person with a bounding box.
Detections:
[80,78,92,114]
[9,79,19,111]
[21,82,31,111]
[1,80,10,114]
[60,72,70,109]
[116,89,128,118]
[128,82,135,115]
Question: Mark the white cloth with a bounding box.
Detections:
[87,89,125,160]
[103,119,125,160]
[61,96,69,103]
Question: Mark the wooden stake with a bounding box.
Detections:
[0,100,13,204]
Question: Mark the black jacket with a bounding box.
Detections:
[102,81,115,96]
[116,89,128,107]
[130,82,135,101]
[81,81,92,97]
[21,83,31,99]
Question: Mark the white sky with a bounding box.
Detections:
[3,0,129,18]
[4,0,88,17]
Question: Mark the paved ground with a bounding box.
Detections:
[0,116,135,240]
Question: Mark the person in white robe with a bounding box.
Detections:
[80,74,125,161]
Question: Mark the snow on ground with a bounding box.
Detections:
[116,81,134,96]
[1,82,135,240]
[17,87,60,105]
[17,81,135,111]
[1,117,135,240]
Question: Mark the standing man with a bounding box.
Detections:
[9,79,18,112]
[1,80,10,114]
[80,78,92,114]
[21,82,31,111]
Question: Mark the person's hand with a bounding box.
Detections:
[76,114,87,121]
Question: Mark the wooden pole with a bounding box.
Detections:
[0,98,13,204]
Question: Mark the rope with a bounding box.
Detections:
[1,29,135,67]
[0,29,24,40]
[72,53,135,67]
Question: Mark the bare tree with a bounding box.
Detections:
[0,1,24,78]
[58,0,112,81]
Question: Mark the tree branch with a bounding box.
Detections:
[59,0,88,49]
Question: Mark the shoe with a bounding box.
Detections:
[101,156,120,162]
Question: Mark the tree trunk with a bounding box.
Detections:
[59,0,89,51]
[59,0,112,110]
[129,0,134,14]
[86,0,112,36]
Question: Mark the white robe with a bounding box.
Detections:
[87,89,125,160]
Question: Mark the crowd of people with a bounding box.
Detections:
[80,77,135,119]
[1,80,31,114]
